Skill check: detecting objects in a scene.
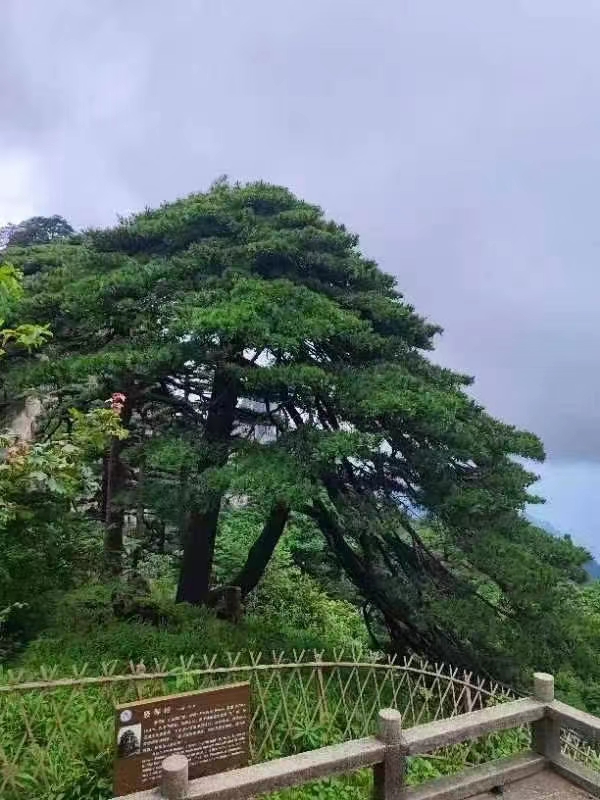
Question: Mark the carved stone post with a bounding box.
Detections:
[532,672,561,761]
[161,753,189,799]
[374,708,407,800]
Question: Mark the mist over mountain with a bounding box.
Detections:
[526,513,600,580]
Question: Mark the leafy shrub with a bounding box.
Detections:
[18,507,367,670]
[18,568,365,673]
[0,406,126,650]
[214,508,368,650]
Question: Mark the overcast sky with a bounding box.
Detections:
[2,1,600,555]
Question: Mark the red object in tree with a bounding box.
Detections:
[110,392,127,415]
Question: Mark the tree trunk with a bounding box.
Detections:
[309,495,492,675]
[136,463,145,539]
[156,519,166,555]
[176,501,221,604]
[176,367,238,605]
[103,437,127,576]
[233,501,290,597]
[102,400,132,576]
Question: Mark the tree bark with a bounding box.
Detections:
[135,463,145,539]
[103,436,127,576]
[308,495,484,672]
[233,501,290,597]
[176,501,222,604]
[102,401,132,576]
[176,367,238,605]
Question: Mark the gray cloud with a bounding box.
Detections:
[3,0,600,461]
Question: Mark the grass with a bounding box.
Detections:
[0,568,559,799]
[0,646,531,800]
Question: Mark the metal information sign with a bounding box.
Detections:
[113,682,250,796]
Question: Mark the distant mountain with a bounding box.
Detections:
[586,559,600,580]
[526,513,600,581]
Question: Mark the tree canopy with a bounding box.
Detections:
[0,215,74,250]
[1,181,594,684]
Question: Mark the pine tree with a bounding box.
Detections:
[3,181,591,679]
[0,215,74,249]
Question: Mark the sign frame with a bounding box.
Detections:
[113,681,250,796]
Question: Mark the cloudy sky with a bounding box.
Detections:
[2,1,600,556]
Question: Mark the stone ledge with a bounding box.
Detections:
[119,737,386,800]
[548,701,600,747]
[404,699,545,755]
[552,754,600,797]
[406,752,546,800]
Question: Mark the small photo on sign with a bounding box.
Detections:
[117,724,142,758]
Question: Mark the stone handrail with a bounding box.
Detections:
[403,697,544,754]
[114,673,600,800]
[547,699,600,746]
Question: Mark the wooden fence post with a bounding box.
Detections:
[532,672,561,761]
[374,708,407,800]
[161,753,189,799]
[315,652,328,724]
[462,670,474,713]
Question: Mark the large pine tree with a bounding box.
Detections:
[3,181,591,681]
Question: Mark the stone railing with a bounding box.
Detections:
[114,673,600,800]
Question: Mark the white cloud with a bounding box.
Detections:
[4,0,600,550]
[0,151,42,226]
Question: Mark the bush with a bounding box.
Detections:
[214,508,368,650]
[17,554,367,673]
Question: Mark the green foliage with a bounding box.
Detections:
[0,264,23,316]
[0,264,125,646]
[0,271,123,636]
[1,182,598,699]
[549,582,600,715]
[0,407,125,645]
[214,508,368,649]
[0,263,52,356]
[19,526,367,671]
[69,407,128,452]
[0,215,74,249]
[271,772,373,800]
[14,504,355,669]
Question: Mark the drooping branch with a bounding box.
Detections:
[145,385,204,422]
[308,492,495,676]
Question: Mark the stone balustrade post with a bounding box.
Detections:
[373,708,407,800]
[532,672,561,761]
[161,753,189,799]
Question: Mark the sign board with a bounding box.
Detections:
[113,682,250,796]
